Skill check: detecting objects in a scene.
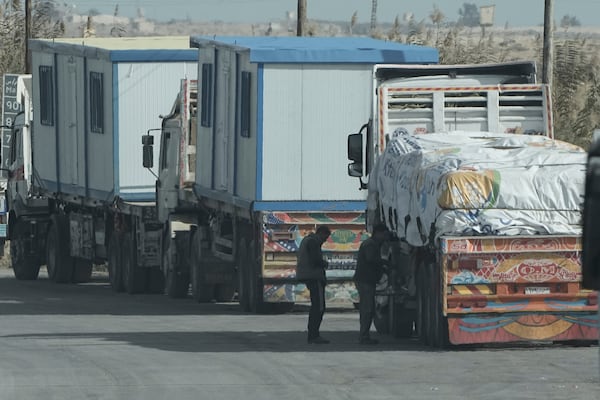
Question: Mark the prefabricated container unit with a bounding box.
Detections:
[29,37,198,203]
[189,36,438,211]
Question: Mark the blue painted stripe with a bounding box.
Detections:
[256,63,264,200]
[112,63,119,196]
[252,201,366,212]
[109,50,197,63]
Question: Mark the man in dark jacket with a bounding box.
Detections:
[296,225,331,344]
[354,223,388,344]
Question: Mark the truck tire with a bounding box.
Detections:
[392,305,415,339]
[237,238,253,311]
[46,214,74,284]
[72,258,93,283]
[215,284,235,302]
[246,240,270,314]
[373,303,390,334]
[11,220,41,280]
[430,266,449,348]
[163,234,189,298]
[108,234,124,292]
[122,234,146,294]
[190,229,214,303]
[417,265,431,346]
[146,268,166,294]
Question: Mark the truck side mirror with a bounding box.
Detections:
[582,138,600,290]
[142,134,154,169]
[347,133,363,178]
[348,133,363,163]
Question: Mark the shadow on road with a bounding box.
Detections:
[0,330,432,353]
[0,273,350,316]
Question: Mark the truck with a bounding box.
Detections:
[5,37,197,290]
[142,36,439,311]
[582,132,600,371]
[347,62,599,345]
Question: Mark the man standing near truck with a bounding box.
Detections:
[296,225,331,344]
[354,224,388,345]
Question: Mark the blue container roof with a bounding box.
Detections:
[190,36,439,64]
[29,37,198,63]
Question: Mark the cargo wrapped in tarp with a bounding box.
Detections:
[370,131,586,246]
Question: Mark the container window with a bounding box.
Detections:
[201,63,213,127]
[39,65,54,126]
[239,71,251,138]
[89,72,104,134]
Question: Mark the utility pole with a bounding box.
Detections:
[370,0,378,33]
[297,0,307,36]
[25,0,32,73]
[542,0,553,87]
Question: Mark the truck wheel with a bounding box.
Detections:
[11,221,41,280]
[237,239,251,311]
[46,214,74,284]
[417,266,431,345]
[164,235,189,298]
[430,270,449,348]
[72,259,93,283]
[122,234,146,294]
[215,284,235,302]
[246,240,269,314]
[392,305,415,338]
[146,268,166,294]
[373,304,390,334]
[108,234,124,292]
[190,229,214,303]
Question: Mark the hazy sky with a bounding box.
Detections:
[66,0,600,27]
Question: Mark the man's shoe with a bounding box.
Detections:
[359,338,379,345]
[308,336,330,344]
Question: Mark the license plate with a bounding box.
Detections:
[525,287,550,295]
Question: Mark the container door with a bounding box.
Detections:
[66,61,79,186]
[213,50,231,191]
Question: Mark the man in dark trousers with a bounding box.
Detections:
[296,225,331,344]
[354,223,388,345]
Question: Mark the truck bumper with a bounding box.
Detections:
[447,311,599,344]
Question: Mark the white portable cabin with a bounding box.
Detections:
[29,37,198,203]
[189,36,438,212]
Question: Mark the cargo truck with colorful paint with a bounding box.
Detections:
[143,37,439,311]
[347,62,598,345]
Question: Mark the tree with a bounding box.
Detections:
[560,14,581,32]
[458,2,479,27]
[0,1,64,75]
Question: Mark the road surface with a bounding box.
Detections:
[0,267,598,400]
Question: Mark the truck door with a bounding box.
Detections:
[7,113,25,207]
[64,61,80,186]
[156,123,180,223]
[213,50,232,191]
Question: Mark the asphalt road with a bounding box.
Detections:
[0,267,598,400]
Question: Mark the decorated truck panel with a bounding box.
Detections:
[348,62,597,345]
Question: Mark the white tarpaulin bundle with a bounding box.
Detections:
[369,131,586,246]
